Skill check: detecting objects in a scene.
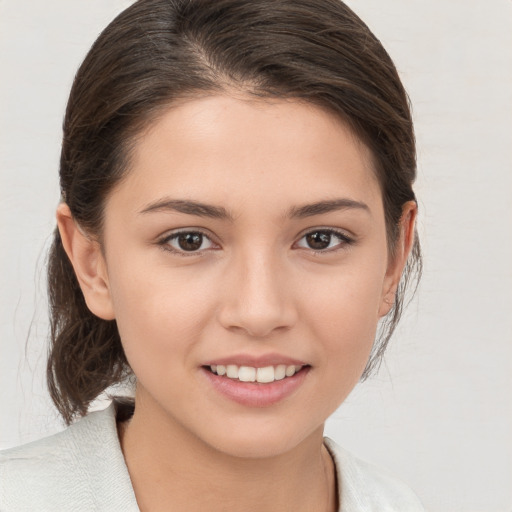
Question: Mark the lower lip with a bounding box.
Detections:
[201,367,310,407]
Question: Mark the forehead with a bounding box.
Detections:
[111,94,382,216]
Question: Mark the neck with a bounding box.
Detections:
[118,398,337,512]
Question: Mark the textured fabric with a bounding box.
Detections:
[0,405,138,511]
[323,439,424,511]
[1,404,424,511]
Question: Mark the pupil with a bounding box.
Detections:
[178,233,203,251]
[306,231,331,250]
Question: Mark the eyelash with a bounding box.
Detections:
[157,229,217,257]
[295,228,354,254]
[157,228,354,257]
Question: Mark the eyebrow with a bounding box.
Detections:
[139,199,233,220]
[139,197,369,220]
[288,198,370,218]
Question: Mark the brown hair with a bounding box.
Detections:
[47,0,421,424]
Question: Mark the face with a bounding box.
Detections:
[88,95,407,458]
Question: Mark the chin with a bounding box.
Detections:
[197,419,324,460]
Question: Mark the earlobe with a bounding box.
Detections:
[378,201,417,318]
[56,203,115,320]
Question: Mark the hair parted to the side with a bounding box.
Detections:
[47,0,422,424]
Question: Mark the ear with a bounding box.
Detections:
[378,201,417,317]
[56,203,115,320]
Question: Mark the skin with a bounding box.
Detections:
[58,95,416,512]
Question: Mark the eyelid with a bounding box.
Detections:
[294,227,355,252]
[157,227,220,256]
[155,226,354,256]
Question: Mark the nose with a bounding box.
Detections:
[217,249,297,338]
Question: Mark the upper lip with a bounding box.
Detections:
[203,353,308,368]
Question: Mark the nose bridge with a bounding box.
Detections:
[218,243,296,337]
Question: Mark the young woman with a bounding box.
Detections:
[1,0,424,510]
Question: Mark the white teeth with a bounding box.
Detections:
[209,363,304,383]
[256,366,274,383]
[274,364,286,380]
[285,365,296,377]
[238,366,256,382]
[226,365,238,378]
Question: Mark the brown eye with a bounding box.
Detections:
[177,232,203,251]
[162,230,215,254]
[296,229,352,252]
[305,231,332,250]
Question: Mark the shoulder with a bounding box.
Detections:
[324,437,425,512]
[0,403,138,511]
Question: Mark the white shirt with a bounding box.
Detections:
[1,403,424,511]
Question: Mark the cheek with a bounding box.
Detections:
[301,261,386,373]
[106,255,218,373]
[291,280,381,424]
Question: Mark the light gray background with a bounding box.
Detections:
[1,1,511,511]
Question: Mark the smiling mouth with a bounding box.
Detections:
[204,364,308,384]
